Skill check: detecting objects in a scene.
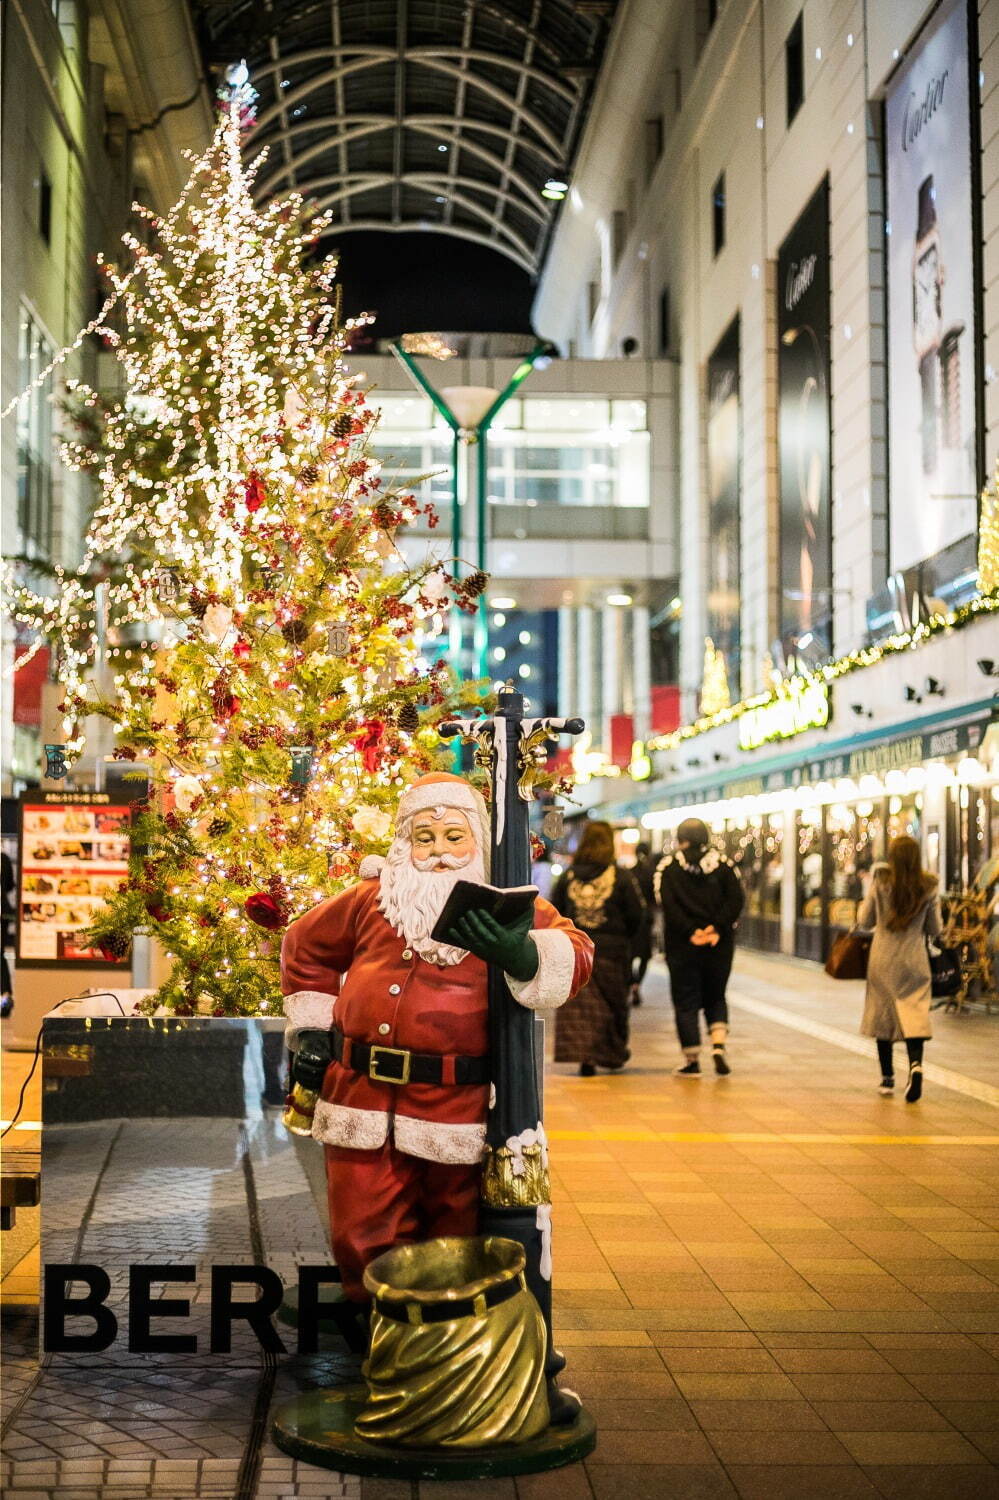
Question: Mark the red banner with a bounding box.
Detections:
[13,645,49,726]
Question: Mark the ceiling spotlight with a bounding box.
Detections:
[542,178,568,200]
[851,704,873,718]
[437,142,449,152]
[904,685,921,703]
[489,596,517,610]
[606,592,633,607]
[925,676,945,696]
[977,658,999,677]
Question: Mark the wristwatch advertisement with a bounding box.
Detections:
[886,0,978,576]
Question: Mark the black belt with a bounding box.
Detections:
[331,1027,489,1086]
[374,1271,525,1325]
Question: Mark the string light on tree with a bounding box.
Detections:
[2,66,492,1016]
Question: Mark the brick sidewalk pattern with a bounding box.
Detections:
[2,955,997,1498]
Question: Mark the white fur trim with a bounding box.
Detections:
[283,990,336,1029]
[506,928,576,1010]
[393,1113,487,1165]
[312,1099,390,1149]
[358,854,386,879]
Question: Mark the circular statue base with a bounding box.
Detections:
[277,1284,368,1355]
[271,1385,597,1479]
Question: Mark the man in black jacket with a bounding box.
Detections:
[654,819,745,1076]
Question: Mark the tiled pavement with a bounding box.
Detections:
[2,953,998,1499]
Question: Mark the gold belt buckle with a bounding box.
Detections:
[368,1044,411,1085]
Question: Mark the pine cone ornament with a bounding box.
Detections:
[298,462,320,488]
[206,817,230,838]
[372,502,395,530]
[332,411,353,439]
[189,590,209,620]
[397,702,420,733]
[465,570,488,597]
[281,618,310,645]
[99,930,131,961]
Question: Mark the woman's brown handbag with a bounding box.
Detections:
[824,928,872,980]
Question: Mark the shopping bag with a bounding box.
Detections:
[928,942,961,998]
[824,928,872,980]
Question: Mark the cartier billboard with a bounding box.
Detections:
[886,0,979,577]
[777,179,832,660]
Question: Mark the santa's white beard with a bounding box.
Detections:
[377,835,486,964]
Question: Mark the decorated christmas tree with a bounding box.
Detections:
[979,460,999,597]
[700,636,731,716]
[4,68,485,1015]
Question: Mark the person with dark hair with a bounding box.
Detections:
[629,840,657,1006]
[655,818,744,1076]
[857,834,941,1102]
[552,820,646,1075]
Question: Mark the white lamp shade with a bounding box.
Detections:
[441,386,500,429]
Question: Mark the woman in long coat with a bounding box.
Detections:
[857,834,942,1103]
[552,821,646,1075]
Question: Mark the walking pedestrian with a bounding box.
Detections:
[552,821,646,1075]
[629,841,657,1007]
[655,818,744,1076]
[857,834,942,1103]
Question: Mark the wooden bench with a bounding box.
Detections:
[1,1147,41,1230]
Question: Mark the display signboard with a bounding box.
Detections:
[886,0,978,577]
[16,791,132,966]
[706,317,741,692]
[777,178,832,659]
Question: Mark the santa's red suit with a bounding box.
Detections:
[281,776,593,1300]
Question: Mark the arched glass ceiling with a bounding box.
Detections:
[194,0,617,273]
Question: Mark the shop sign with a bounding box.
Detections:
[924,719,986,758]
[738,679,830,751]
[849,734,923,779]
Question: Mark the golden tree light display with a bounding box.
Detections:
[979,460,999,597]
[699,637,731,716]
[3,69,487,1015]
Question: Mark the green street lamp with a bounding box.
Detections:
[390,340,553,680]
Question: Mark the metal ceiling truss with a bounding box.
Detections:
[195,0,614,272]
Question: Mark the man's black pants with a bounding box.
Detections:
[665,941,734,1050]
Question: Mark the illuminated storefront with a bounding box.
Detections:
[626,704,999,963]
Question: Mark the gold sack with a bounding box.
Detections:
[355,1235,550,1448]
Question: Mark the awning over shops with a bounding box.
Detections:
[601,697,998,823]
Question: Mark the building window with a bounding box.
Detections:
[659,287,672,356]
[644,116,663,180]
[38,170,52,245]
[17,308,55,556]
[786,12,804,125]
[712,173,725,256]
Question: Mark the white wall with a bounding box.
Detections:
[535,0,999,717]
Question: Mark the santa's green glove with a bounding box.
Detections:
[445,908,539,982]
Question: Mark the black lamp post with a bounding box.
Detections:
[439,684,584,1422]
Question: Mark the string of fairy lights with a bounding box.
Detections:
[2,65,478,1012]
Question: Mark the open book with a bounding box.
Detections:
[430,881,539,943]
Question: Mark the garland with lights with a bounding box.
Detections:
[648,590,999,754]
[3,69,490,1015]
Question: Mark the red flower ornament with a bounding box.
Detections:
[244,892,286,930]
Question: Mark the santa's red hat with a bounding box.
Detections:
[358,773,490,879]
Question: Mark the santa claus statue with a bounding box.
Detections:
[281,772,594,1303]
